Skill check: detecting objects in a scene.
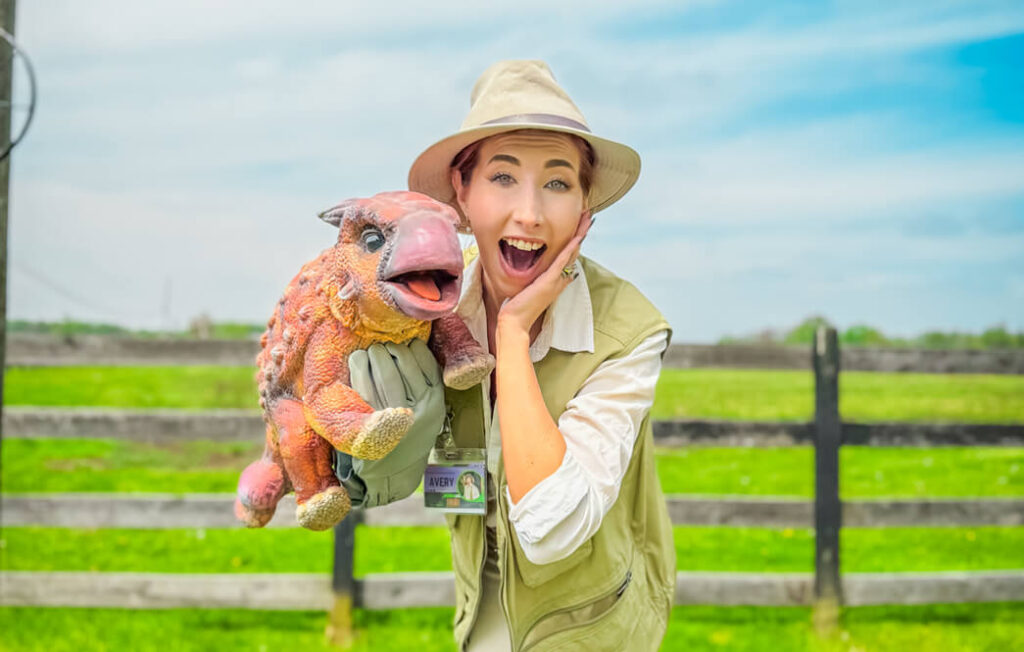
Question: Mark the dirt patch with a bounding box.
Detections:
[203,449,257,469]
[45,458,110,472]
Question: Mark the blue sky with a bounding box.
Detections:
[6,0,1023,343]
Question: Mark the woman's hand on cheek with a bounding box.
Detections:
[496,213,593,337]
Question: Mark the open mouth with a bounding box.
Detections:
[499,237,547,274]
[384,268,460,319]
[388,269,458,301]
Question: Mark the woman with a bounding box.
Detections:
[460,471,482,502]
[337,60,674,651]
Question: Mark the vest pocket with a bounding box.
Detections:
[519,566,633,651]
[519,545,656,652]
[514,536,593,588]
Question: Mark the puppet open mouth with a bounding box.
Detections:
[499,237,547,275]
[385,268,460,319]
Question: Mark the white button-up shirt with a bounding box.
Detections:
[455,254,668,565]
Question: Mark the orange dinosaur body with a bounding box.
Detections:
[235,191,493,531]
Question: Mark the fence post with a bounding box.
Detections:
[0,0,17,529]
[326,509,363,648]
[812,326,843,631]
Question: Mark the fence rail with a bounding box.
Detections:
[4,570,1022,610]
[6,407,1023,447]
[5,493,1024,529]
[8,333,1024,374]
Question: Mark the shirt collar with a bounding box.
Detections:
[456,254,595,363]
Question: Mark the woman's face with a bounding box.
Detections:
[452,131,587,304]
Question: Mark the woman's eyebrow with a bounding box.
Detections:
[488,154,520,165]
[545,159,575,170]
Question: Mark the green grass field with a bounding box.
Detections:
[652,369,1024,423]
[3,525,1023,575]
[2,603,1023,652]
[2,365,1022,650]
[6,366,1024,422]
[4,438,1022,497]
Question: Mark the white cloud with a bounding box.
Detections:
[9,180,331,328]
[16,0,674,55]
[635,124,1024,225]
[7,0,1024,340]
[589,226,1023,288]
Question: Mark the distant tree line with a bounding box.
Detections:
[8,316,1024,349]
[7,319,263,341]
[718,315,1024,349]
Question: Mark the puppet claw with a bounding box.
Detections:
[234,497,276,528]
[296,486,352,531]
[443,351,495,390]
[350,407,414,460]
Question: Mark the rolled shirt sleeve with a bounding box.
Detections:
[504,329,669,565]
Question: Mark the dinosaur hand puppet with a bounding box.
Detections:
[235,191,494,531]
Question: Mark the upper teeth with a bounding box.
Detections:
[504,238,543,251]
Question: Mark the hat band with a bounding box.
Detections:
[481,113,591,133]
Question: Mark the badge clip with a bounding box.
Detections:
[423,404,486,514]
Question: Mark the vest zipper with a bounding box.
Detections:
[491,387,516,651]
[460,382,496,651]
[518,569,633,651]
[459,521,487,652]
[498,488,515,652]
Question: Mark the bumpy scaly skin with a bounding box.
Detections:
[235,191,494,531]
[295,486,351,532]
[431,313,497,390]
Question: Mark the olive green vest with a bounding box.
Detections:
[443,256,675,651]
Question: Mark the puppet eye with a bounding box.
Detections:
[360,226,385,253]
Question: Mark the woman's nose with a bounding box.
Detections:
[511,189,543,228]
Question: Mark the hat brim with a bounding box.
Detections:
[408,122,640,233]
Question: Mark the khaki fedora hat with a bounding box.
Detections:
[408,59,641,233]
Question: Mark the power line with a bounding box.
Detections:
[13,260,133,320]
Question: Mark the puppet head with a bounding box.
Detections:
[318,191,464,334]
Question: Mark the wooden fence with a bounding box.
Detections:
[6,331,1024,373]
[2,331,1023,635]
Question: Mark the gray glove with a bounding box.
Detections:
[333,339,445,508]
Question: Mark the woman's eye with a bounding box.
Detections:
[546,179,571,191]
[490,172,514,186]
[360,227,386,252]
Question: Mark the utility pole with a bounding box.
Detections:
[0,0,17,516]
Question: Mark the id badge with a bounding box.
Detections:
[424,447,486,514]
